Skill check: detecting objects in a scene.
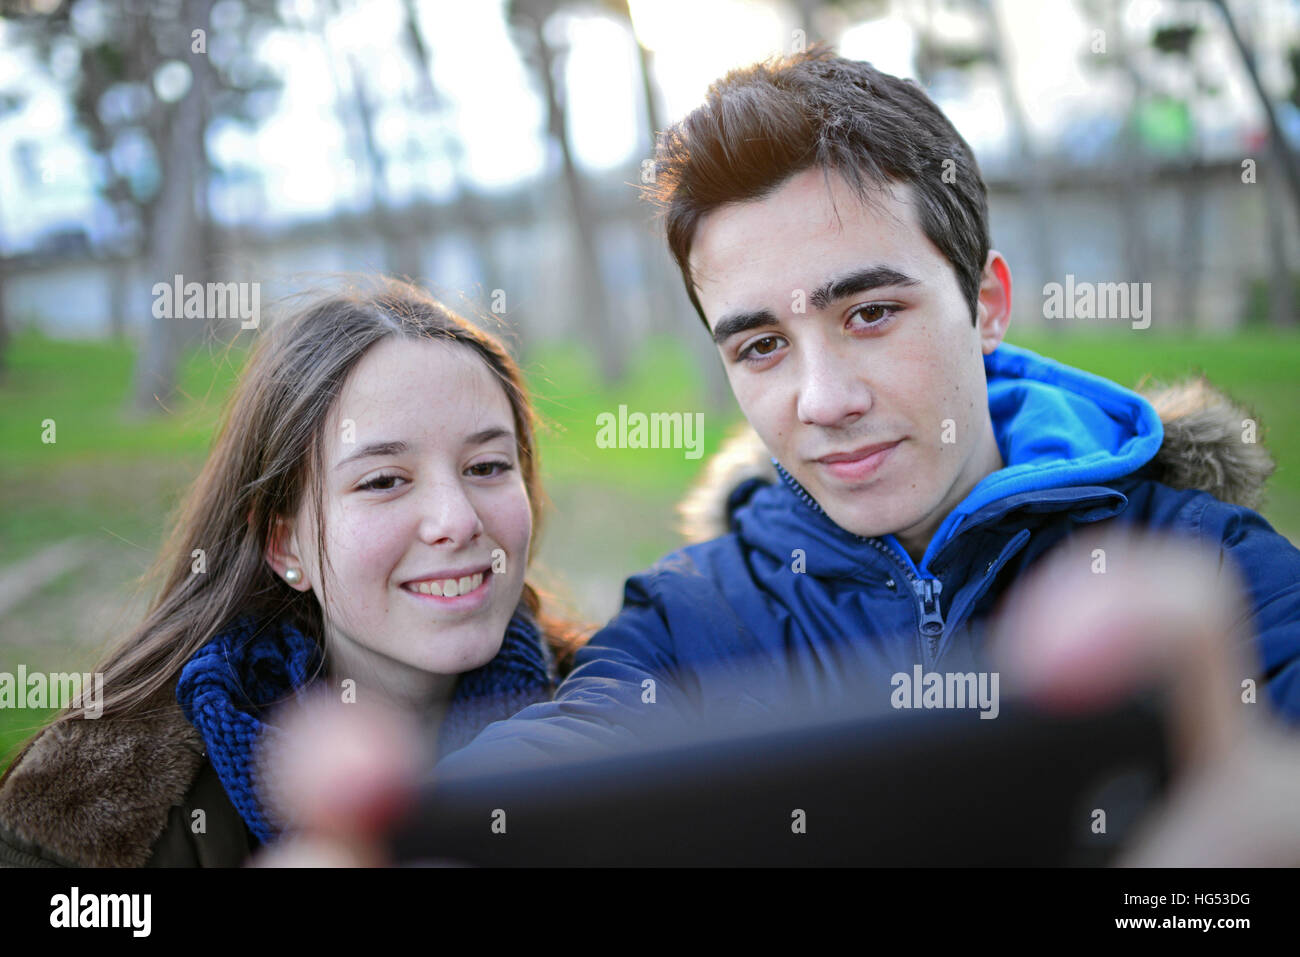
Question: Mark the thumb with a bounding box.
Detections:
[992,528,1259,771]
[252,689,424,867]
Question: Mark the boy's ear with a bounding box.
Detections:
[976,250,1013,355]
[265,515,312,591]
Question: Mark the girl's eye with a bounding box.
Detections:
[848,303,901,329]
[358,473,404,492]
[738,334,787,364]
[467,460,513,478]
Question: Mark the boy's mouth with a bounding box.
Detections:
[815,440,901,483]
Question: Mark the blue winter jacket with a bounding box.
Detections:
[437,343,1300,776]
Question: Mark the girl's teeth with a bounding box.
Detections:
[410,572,484,598]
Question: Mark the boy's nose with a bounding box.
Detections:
[796,355,872,428]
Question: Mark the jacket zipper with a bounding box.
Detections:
[866,538,946,663]
[773,462,948,663]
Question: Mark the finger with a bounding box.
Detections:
[992,528,1258,770]
[251,834,383,869]
[1117,726,1300,867]
[256,689,424,865]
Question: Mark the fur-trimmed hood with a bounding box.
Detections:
[680,373,1275,545]
[0,685,209,867]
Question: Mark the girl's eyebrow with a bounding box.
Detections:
[334,440,408,471]
[465,426,513,447]
[332,427,515,471]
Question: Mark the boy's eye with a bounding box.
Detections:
[738,334,787,363]
[848,303,900,328]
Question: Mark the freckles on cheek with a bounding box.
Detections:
[328,504,402,581]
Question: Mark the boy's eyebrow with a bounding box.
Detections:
[333,428,515,471]
[809,266,922,311]
[710,265,923,344]
[711,308,781,345]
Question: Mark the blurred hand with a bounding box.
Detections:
[250,691,421,867]
[993,527,1300,866]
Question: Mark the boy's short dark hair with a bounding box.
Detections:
[648,46,990,328]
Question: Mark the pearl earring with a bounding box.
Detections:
[285,568,302,585]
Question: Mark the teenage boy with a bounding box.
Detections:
[435,47,1300,775]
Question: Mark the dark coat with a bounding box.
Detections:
[0,686,254,867]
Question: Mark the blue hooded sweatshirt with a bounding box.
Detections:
[436,343,1300,776]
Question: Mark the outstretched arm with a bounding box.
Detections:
[433,573,693,780]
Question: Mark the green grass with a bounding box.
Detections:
[3,327,1299,562]
[0,331,247,466]
[1006,330,1300,539]
[3,327,1298,560]
[0,332,252,563]
[524,337,735,491]
[0,329,736,569]
[0,707,54,772]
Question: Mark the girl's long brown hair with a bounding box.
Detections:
[41,277,586,730]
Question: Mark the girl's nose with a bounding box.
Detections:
[417,479,483,547]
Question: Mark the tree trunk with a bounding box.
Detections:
[1177,158,1205,330]
[0,185,9,382]
[109,264,128,340]
[983,0,1057,331]
[1110,0,1149,290]
[0,253,9,384]
[1264,174,1295,328]
[528,13,623,383]
[130,0,212,414]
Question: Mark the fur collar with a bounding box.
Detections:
[0,686,205,867]
[678,377,1275,544]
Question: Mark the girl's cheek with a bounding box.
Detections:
[321,515,399,630]
[329,502,406,574]
[489,485,533,556]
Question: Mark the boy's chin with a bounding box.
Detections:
[818,497,922,544]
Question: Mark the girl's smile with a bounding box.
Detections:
[400,567,492,611]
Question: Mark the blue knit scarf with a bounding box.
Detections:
[175,611,553,844]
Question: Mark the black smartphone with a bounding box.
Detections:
[389,688,1171,866]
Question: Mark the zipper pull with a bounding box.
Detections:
[913,578,945,638]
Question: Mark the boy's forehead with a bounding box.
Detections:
[700,170,916,250]
[688,170,928,311]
